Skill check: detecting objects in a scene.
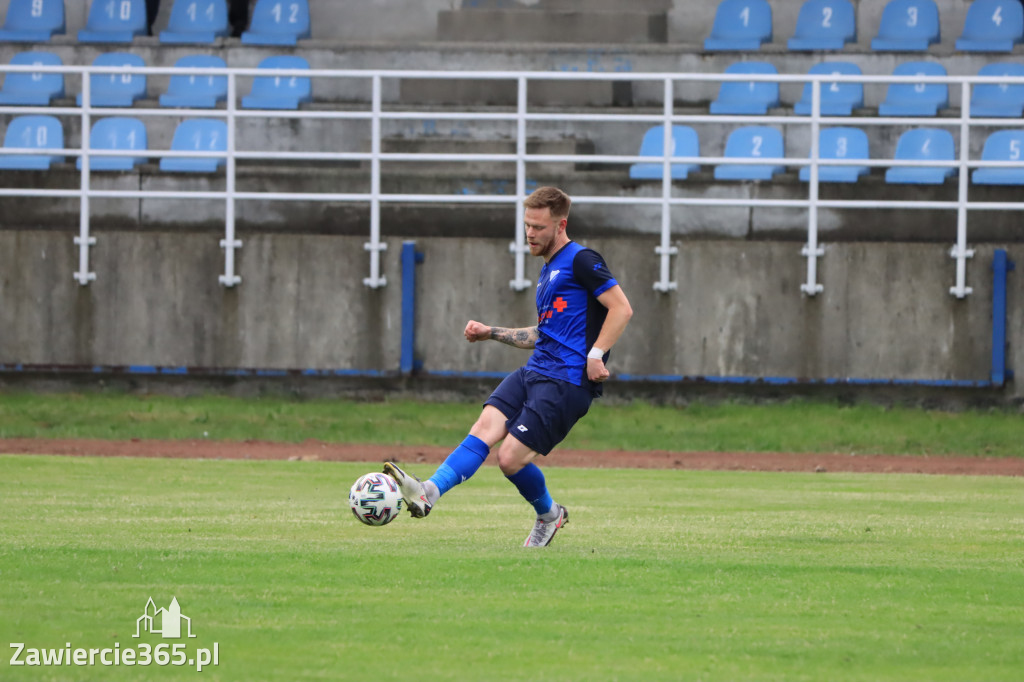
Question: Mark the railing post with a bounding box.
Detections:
[74,69,95,285]
[950,80,974,298]
[800,78,824,296]
[509,75,531,291]
[364,74,387,288]
[653,76,677,292]
[219,70,242,287]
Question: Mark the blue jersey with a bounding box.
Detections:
[526,241,618,394]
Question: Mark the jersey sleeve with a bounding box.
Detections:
[573,248,618,298]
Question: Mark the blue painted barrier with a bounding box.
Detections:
[401,240,425,375]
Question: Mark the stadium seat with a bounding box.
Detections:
[703,0,772,51]
[969,63,1024,117]
[77,116,147,171]
[0,51,64,105]
[799,127,870,183]
[794,62,863,115]
[714,126,785,181]
[955,0,1023,52]
[971,130,1024,185]
[0,0,65,42]
[78,0,146,42]
[77,53,146,107]
[870,0,940,51]
[241,55,311,110]
[0,114,64,169]
[710,61,780,115]
[788,0,856,50]
[159,55,227,108]
[878,61,948,116]
[885,128,955,184]
[160,118,226,172]
[160,0,229,44]
[240,0,311,45]
[628,125,700,180]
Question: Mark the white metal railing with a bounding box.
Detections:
[1,64,1023,296]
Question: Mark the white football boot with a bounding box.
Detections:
[523,504,569,547]
[383,462,432,518]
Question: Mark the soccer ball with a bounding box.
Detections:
[349,472,404,526]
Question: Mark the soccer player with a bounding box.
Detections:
[385,186,633,547]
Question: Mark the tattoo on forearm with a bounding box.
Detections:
[489,326,538,349]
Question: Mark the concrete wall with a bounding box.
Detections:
[0,230,402,370]
[1,230,1019,400]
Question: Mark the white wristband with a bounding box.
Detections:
[587,346,606,360]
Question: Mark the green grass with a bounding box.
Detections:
[1,455,1022,681]
[1,391,1022,456]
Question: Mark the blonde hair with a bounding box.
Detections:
[523,186,571,219]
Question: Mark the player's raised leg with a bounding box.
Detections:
[385,405,507,517]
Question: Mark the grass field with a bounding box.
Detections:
[2,391,1023,456]
[1,454,1022,682]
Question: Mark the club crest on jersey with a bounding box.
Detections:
[549,269,561,282]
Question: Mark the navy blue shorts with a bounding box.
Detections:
[484,367,594,456]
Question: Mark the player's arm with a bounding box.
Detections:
[587,284,633,382]
[464,320,538,349]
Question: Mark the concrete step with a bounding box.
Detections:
[539,0,674,11]
[437,9,668,44]
[374,136,597,171]
[456,0,674,10]
[399,78,635,108]
[4,162,1022,244]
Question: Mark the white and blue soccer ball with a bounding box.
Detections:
[349,472,403,526]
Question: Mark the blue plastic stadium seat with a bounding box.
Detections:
[800,127,870,183]
[78,116,147,171]
[240,0,310,45]
[0,114,64,169]
[77,52,146,107]
[885,128,955,184]
[710,61,780,115]
[870,0,940,51]
[714,126,785,181]
[0,0,65,42]
[78,0,147,42]
[971,130,1024,185]
[955,0,1023,52]
[159,55,226,108]
[788,0,856,50]
[970,63,1024,117]
[704,0,772,51]
[628,126,700,180]
[241,55,311,110]
[794,62,863,115]
[878,61,948,116]
[160,0,229,43]
[0,51,64,105]
[160,118,226,172]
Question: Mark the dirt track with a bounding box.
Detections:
[3,438,1021,476]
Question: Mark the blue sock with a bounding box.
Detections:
[427,435,490,498]
[506,463,554,516]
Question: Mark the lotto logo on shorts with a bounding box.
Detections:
[516,424,529,432]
